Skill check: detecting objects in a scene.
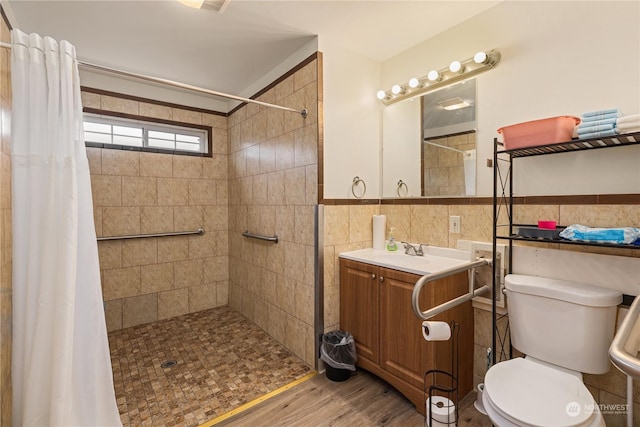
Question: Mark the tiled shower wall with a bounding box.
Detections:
[423,133,476,197]
[80,89,230,331]
[0,13,11,427]
[228,57,320,367]
[326,201,639,426]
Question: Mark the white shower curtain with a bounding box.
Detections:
[11,30,122,426]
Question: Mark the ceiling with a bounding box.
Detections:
[5,0,500,104]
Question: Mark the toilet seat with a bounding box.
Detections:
[482,358,602,427]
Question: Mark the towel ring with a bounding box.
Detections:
[351,176,366,199]
[397,180,408,197]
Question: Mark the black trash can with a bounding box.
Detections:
[321,330,358,382]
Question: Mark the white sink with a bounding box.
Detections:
[339,246,470,276]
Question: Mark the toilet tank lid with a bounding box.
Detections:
[505,274,622,307]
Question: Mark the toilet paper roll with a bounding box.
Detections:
[421,321,451,341]
[372,215,386,250]
[426,396,456,424]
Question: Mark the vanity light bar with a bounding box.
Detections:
[377,49,501,106]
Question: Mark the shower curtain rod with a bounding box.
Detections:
[0,41,308,118]
[424,139,466,154]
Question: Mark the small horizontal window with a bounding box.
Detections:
[83,113,209,156]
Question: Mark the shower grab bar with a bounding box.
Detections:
[242,230,279,244]
[412,257,492,320]
[97,228,204,241]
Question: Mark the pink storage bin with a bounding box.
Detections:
[497,116,581,150]
[538,220,557,230]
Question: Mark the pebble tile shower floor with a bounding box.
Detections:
[108,306,312,427]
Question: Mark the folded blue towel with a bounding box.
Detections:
[581,112,622,122]
[578,129,618,139]
[577,123,615,134]
[560,224,640,244]
[576,117,618,127]
[582,108,621,117]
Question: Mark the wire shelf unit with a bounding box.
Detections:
[491,130,640,365]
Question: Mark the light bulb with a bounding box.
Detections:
[449,61,463,73]
[179,0,205,8]
[408,78,420,88]
[376,90,387,100]
[474,51,488,64]
[427,70,440,82]
[391,85,403,95]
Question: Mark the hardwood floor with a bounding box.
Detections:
[213,369,493,426]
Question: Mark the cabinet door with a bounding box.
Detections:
[339,259,379,364]
[380,267,470,390]
[379,267,433,388]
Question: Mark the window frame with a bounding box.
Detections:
[83,108,213,158]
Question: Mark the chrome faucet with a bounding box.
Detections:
[401,242,428,256]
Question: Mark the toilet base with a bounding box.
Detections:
[473,383,487,415]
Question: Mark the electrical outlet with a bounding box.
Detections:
[450,215,461,233]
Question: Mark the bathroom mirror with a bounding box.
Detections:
[382,80,477,198]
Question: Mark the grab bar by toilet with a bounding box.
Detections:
[242,230,279,244]
[609,295,640,380]
[97,228,204,241]
[412,258,492,320]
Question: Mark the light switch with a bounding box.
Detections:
[450,215,461,233]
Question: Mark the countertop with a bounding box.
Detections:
[339,246,471,276]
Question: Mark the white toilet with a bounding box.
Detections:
[482,274,622,427]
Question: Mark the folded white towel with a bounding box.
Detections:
[617,113,640,125]
[616,121,640,131]
[616,125,640,134]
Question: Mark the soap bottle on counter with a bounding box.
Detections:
[386,227,398,251]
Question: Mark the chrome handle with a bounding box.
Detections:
[412,257,492,320]
[98,228,204,241]
[242,230,279,243]
[379,276,384,282]
[371,274,376,280]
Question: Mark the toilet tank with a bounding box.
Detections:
[505,274,622,375]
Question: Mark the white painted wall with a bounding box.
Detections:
[382,100,421,197]
[319,39,382,199]
[513,246,639,296]
[376,1,640,197]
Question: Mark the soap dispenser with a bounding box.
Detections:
[386,227,398,251]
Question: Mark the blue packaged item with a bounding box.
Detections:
[559,224,640,244]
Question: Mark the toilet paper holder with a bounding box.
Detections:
[424,321,459,427]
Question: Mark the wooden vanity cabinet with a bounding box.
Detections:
[339,258,473,415]
[339,259,379,364]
